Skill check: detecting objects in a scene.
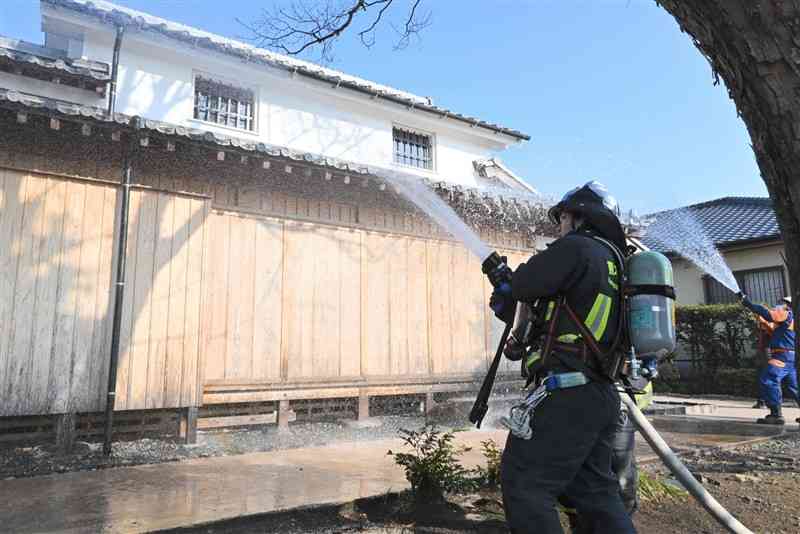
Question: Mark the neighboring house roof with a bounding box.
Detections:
[0,36,110,83]
[643,197,781,253]
[42,0,530,141]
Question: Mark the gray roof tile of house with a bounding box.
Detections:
[43,0,530,141]
[643,197,780,253]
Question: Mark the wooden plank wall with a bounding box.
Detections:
[114,189,210,411]
[205,207,530,387]
[0,168,211,416]
[0,168,116,417]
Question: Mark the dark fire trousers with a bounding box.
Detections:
[501,380,637,534]
[565,404,638,533]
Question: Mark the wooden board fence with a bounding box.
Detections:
[203,207,530,397]
[0,168,211,417]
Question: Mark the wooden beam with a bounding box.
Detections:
[358,391,370,421]
[179,407,198,444]
[277,400,292,430]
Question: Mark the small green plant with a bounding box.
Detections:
[387,424,476,502]
[638,472,688,502]
[474,439,503,488]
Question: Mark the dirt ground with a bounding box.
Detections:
[161,433,800,534]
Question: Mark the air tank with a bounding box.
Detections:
[626,251,677,358]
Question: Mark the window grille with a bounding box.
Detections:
[704,266,786,305]
[393,127,433,170]
[193,76,254,131]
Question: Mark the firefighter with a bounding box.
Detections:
[489,182,636,534]
[739,294,797,424]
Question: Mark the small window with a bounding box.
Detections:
[393,127,433,170]
[704,266,786,305]
[193,76,255,131]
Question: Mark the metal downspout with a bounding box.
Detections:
[106,25,125,117]
[103,25,129,456]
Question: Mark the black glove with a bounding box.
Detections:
[738,292,748,304]
[487,256,513,288]
[490,282,517,324]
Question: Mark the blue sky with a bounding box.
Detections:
[0,0,767,213]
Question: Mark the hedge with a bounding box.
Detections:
[654,304,763,397]
[675,304,758,371]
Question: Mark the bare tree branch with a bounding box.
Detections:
[240,0,430,62]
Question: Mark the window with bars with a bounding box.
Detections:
[393,127,433,170]
[704,266,787,305]
[193,76,255,131]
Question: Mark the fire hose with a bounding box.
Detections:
[621,394,753,534]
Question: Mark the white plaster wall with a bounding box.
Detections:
[671,243,787,305]
[72,21,517,188]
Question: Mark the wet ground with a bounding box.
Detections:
[0,396,794,533]
[0,413,465,480]
[161,433,800,534]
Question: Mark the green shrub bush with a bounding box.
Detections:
[676,304,757,371]
[473,439,503,488]
[657,366,760,397]
[387,425,476,502]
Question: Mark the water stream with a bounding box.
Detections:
[645,208,740,293]
[372,167,494,261]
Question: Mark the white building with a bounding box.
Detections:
[2,0,530,190]
[0,0,543,442]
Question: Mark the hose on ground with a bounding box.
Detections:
[620,394,753,534]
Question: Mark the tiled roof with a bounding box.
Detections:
[0,88,551,236]
[0,37,110,81]
[643,197,780,253]
[0,88,370,173]
[43,0,530,141]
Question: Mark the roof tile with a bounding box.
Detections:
[643,197,780,252]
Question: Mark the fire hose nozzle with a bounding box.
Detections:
[482,251,513,288]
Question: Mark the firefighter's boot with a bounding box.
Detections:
[757,405,785,425]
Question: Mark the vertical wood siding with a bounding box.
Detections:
[0,169,210,416]
[205,207,530,385]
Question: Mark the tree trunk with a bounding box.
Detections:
[657,1,800,350]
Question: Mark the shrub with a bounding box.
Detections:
[387,425,476,502]
[676,304,756,372]
[656,366,761,397]
[474,439,503,488]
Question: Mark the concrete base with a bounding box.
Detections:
[650,415,788,437]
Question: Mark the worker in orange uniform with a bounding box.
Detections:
[739,294,797,424]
